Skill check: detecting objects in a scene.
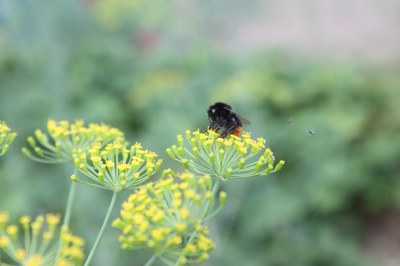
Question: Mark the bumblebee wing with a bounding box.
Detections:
[236,113,251,125]
[222,105,251,125]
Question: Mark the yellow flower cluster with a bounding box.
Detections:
[71,141,162,191]
[0,121,17,156]
[113,172,225,265]
[166,130,285,180]
[22,119,125,163]
[0,212,85,266]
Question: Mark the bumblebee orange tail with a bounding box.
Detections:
[233,126,243,137]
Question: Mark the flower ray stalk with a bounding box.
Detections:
[144,254,158,266]
[84,191,118,266]
[167,130,285,181]
[23,119,126,164]
[0,121,17,156]
[0,212,85,266]
[54,176,77,264]
[183,147,214,174]
[72,141,161,191]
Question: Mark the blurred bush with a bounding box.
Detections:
[1,0,400,265]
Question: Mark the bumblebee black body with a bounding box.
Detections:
[207,102,250,138]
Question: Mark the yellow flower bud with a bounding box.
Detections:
[0,236,10,248]
[6,225,18,238]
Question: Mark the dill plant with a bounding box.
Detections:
[113,129,284,265]
[1,120,284,265]
[0,121,17,156]
[0,212,85,266]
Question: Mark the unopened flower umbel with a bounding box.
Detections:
[71,141,162,191]
[0,212,85,266]
[0,121,17,156]
[22,120,125,163]
[113,172,225,265]
[166,130,284,180]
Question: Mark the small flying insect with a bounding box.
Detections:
[308,129,316,136]
[207,102,251,138]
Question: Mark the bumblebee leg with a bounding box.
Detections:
[208,116,218,130]
[207,124,221,135]
[220,123,237,138]
[220,131,228,138]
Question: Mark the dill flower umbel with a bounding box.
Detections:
[0,121,17,156]
[166,130,285,180]
[22,119,125,163]
[113,172,225,265]
[71,141,162,191]
[0,212,85,266]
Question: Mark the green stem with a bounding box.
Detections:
[144,254,157,266]
[64,181,77,227]
[54,180,77,263]
[83,191,118,266]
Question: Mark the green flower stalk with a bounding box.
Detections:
[22,119,125,164]
[71,141,162,266]
[0,211,85,266]
[21,119,126,264]
[71,141,163,191]
[113,172,225,265]
[0,121,17,156]
[166,130,285,180]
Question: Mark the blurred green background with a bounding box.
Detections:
[1,0,400,265]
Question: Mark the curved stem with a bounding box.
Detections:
[144,254,157,266]
[54,180,77,263]
[64,181,77,227]
[83,191,118,266]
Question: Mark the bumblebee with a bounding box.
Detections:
[207,102,251,138]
